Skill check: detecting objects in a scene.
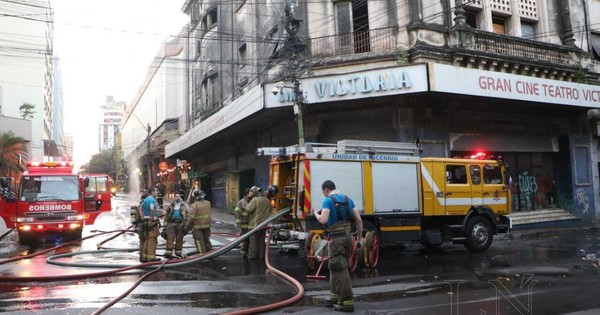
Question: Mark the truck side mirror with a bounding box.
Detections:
[84,178,90,187]
[0,178,8,188]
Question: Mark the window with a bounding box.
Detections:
[492,16,506,34]
[463,0,545,40]
[201,74,219,109]
[465,10,478,28]
[483,165,503,184]
[521,21,535,39]
[336,2,352,47]
[195,39,201,58]
[238,43,246,68]
[208,8,218,27]
[470,165,481,185]
[202,8,218,30]
[446,165,467,184]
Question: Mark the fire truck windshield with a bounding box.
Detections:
[19,175,80,202]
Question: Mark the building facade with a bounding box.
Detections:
[99,95,126,152]
[52,57,66,160]
[158,0,600,218]
[121,35,187,193]
[0,0,55,161]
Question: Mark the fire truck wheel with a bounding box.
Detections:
[347,234,359,272]
[18,232,34,245]
[464,216,493,252]
[66,229,83,241]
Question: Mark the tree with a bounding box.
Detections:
[85,149,116,179]
[19,103,36,119]
[0,131,28,177]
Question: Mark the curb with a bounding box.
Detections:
[501,221,600,240]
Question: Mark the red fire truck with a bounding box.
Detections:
[0,161,112,244]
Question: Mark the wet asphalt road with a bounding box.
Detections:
[0,195,599,314]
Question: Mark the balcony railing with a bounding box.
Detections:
[307,26,397,58]
[467,29,579,66]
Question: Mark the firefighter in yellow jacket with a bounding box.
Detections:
[245,185,277,260]
[234,187,252,258]
[186,189,212,255]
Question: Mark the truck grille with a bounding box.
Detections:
[23,211,77,221]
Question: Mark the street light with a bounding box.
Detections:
[274,80,305,147]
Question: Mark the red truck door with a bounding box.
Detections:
[0,177,17,228]
[82,174,112,225]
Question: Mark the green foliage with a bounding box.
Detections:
[0,131,28,177]
[85,149,116,179]
[396,49,409,64]
[19,103,36,120]
[574,68,586,84]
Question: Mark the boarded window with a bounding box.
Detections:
[492,16,506,34]
[574,146,591,185]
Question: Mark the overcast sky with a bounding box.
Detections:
[51,0,187,167]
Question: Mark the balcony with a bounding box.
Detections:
[450,28,585,80]
[307,26,397,59]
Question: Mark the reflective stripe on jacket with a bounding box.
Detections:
[186,200,211,230]
[235,198,250,228]
[246,194,271,229]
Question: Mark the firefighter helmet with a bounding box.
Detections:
[249,186,262,197]
[267,185,278,197]
[193,189,206,200]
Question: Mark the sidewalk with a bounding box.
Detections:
[502,219,600,240]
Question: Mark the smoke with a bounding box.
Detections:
[128,160,141,201]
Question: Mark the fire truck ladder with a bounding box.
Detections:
[256,139,422,156]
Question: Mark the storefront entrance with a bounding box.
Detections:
[451,151,561,212]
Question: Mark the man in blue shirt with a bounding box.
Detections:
[314,180,363,312]
[140,187,161,262]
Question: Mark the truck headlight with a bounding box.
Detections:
[17,217,35,223]
[66,215,84,221]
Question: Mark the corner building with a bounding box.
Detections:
[167,0,600,219]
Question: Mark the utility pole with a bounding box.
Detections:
[283,1,306,147]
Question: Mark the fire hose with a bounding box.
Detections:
[0,207,305,314]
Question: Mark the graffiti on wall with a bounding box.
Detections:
[575,187,590,215]
[518,171,537,204]
[513,172,556,210]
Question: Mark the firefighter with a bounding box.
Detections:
[163,193,189,258]
[245,185,275,261]
[140,187,161,262]
[234,188,253,259]
[135,190,149,262]
[314,180,363,312]
[186,189,212,256]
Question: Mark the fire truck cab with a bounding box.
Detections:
[259,140,511,264]
[0,161,112,244]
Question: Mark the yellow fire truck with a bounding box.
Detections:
[258,140,511,269]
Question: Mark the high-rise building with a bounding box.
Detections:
[52,57,65,160]
[99,96,125,151]
[0,0,54,161]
